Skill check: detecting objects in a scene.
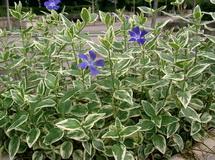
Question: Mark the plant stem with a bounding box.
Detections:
[141,46,145,101]
[81,70,86,88]
[72,42,78,65]
[157,54,161,79]
[20,22,28,85]
[123,20,127,51]
[108,50,117,118]
[194,26,199,65]
[163,80,172,107]
[108,50,115,91]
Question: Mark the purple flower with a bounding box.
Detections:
[78,50,105,76]
[129,26,148,45]
[44,0,61,10]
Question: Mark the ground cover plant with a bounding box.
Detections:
[0,0,215,159]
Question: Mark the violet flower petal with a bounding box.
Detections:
[89,65,100,76]
[140,30,148,37]
[95,59,105,67]
[78,62,88,69]
[129,31,136,37]
[78,54,88,61]
[132,26,140,35]
[89,50,96,60]
[129,38,136,41]
[137,38,146,44]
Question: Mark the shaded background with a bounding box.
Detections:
[0,0,214,17]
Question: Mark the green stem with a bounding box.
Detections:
[123,20,127,51]
[194,26,199,65]
[108,50,117,118]
[163,80,172,107]
[81,70,86,88]
[72,42,78,65]
[20,22,28,84]
[108,50,115,90]
[141,47,145,101]
[157,54,161,80]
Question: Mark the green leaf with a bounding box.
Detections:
[56,118,81,131]
[152,80,169,89]
[187,64,210,78]
[142,101,156,118]
[67,129,89,141]
[171,0,184,5]
[10,10,21,19]
[83,113,105,129]
[189,98,204,110]
[72,150,83,160]
[61,89,80,102]
[43,128,64,145]
[191,121,201,136]
[71,104,88,117]
[200,112,212,123]
[92,139,105,152]
[81,8,90,23]
[60,13,73,28]
[152,134,167,154]
[169,42,180,51]
[102,129,119,139]
[162,115,179,126]
[34,98,56,112]
[112,143,126,160]
[177,91,192,108]
[137,119,154,131]
[152,116,162,128]
[163,73,184,81]
[167,122,180,138]
[87,41,109,57]
[200,52,215,61]
[138,6,154,15]
[26,128,40,148]
[173,134,184,151]
[119,126,141,138]
[193,5,202,20]
[105,13,113,27]
[210,0,215,4]
[90,13,98,23]
[155,51,174,63]
[58,99,72,115]
[0,111,6,121]
[36,80,46,95]
[32,151,44,160]
[144,144,154,157]
[113,90,133,105]
[82,141,92,155]
[60,141,73,159]
[10,57,25,69]
[144,0,152,3]
[45,73,57,89]
[10,89,24,105]
[9,136,20,160]
[124,152,135,160]
[210,103,215,112]
[181,107,201,122]
[7,114,28,132]
[141,79,157,87]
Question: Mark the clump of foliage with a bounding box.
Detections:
[0,1,215,160]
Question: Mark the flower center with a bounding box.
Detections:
[49,2,56,7]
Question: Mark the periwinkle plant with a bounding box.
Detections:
[0,1,215,160]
